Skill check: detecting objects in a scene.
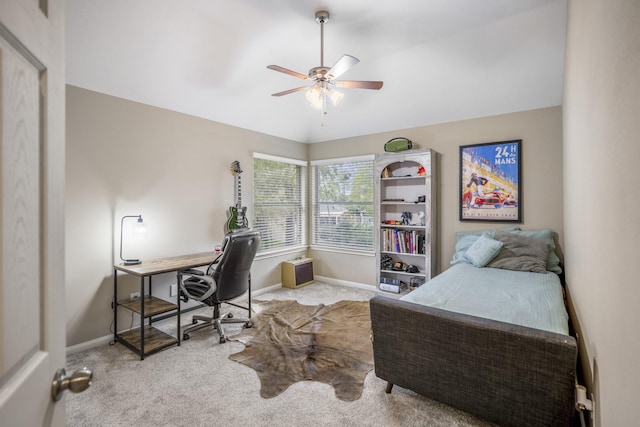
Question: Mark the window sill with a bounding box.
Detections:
[309,246,375,257]
[255,245,308,261]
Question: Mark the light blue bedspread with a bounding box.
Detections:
[400,263,569,335]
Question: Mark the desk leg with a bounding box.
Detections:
[113,268,118,343]
[148,276,153,328]
[139,276,145,360]
[177,271,181,346]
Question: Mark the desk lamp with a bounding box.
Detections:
[120,215,145,265]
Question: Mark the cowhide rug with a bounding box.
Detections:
[228,299,373,401]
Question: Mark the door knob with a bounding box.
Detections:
[51,367,93,401]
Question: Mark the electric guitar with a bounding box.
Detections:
[225,161,249,232]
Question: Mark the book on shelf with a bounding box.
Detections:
[379,282,401,293]
[379,276,405,293]
[381,228,425,254]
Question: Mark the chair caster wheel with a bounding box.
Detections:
[245,321,253,328]
[227,313,234,319]
[219,336,226,344]
[183,333,190,340]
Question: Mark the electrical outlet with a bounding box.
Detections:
[130,292,140,300]
[170,284,177,297]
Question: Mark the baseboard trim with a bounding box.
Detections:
[66,281,371,355]
[66,282,292,355]
[254,283,282,295]
[315,275,378,293]
[67,335,113,355]
[565,284,593,389]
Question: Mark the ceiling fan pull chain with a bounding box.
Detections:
[323,88,327,116]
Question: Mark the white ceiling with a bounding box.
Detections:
[66,0,567,143]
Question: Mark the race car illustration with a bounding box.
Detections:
[503,193,518,207]
[462,188,517,209]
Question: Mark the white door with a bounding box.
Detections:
[0,1,73,426]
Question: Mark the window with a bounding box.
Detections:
[311,155,374,252]
[253,153,307,254]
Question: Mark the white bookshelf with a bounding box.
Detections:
[375,149,436,295]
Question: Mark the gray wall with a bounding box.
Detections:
[308,107,564,284]
[65,86,307,346]
[563,1,640,425]
[66,84,563,348]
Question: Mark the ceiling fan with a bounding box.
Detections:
[267,10,383,114]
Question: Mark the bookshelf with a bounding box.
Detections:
[375,149,436,295]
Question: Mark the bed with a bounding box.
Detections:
[370,228,578,427]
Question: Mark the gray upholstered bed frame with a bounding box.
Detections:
[370,295,578,427]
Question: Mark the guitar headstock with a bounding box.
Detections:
[230,160,243,175]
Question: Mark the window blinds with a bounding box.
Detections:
[311,156,374,251]
[253,153,307,254]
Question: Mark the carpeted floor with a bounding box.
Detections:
[66,282,495,426]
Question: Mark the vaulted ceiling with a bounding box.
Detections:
[66,0,566,143]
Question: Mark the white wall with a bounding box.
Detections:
[563,1,640,425]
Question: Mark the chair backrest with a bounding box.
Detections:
[208,229,260,302]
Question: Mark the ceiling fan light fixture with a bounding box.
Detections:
[305,85,344,111]
[305,86,324,110]
[327,87,344,106]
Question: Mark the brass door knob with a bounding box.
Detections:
[51,367,93,401]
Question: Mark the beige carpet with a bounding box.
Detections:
[66,282,495,427]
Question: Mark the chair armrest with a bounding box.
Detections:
[178,270,216,302]
[180,268,204,276]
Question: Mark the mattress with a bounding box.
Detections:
[400,263,569,335]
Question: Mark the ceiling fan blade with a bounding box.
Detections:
[327,54,359,80]
[271,86,309,97]
[267,65,310,80]
[335,80,384,90]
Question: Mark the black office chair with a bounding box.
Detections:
[178,229,260,343]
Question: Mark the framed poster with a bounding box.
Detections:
[460,140,522,222]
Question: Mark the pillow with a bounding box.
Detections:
[463,234,503,267]
[487,230,550,273]
[450,226,520,265]
[510,229,562,274]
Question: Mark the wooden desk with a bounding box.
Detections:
[113,251,221,360]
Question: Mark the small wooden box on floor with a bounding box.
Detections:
[282,257,314,289]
